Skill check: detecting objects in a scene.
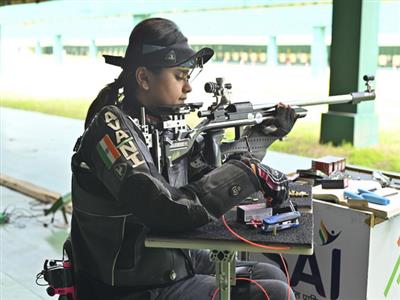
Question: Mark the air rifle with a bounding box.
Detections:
[135,75,375,172]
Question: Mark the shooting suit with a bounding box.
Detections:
[70,96,295,300]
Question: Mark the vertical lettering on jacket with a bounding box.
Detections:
[104,110,145,168]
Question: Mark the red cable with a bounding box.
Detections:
[211,287,218,300]
[210,277,270,300]
[220,215,293,299]
[221,215,290,251]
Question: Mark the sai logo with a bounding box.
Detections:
[319,220,341,246]
[291,220,342,299]
[384,237,400,297]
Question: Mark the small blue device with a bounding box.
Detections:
[262,211,301,232]
[344,189,390,205]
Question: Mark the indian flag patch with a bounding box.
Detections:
[96,134,121,169]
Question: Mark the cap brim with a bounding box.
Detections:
[103,54,124,67]
[103,46,214,69]
[176,47,214,68]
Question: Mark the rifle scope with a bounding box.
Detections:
[204,81,232,94]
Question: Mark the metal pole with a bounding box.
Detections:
[89,39,97,59]
[210,250,236,300]
[0,24,2,74]
[35,40,41,57]
[268,36,278,67]
[311,26,327,76]
[53,34,63,64]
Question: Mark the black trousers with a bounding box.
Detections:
[78,250,295,300]
[143,250,295,300]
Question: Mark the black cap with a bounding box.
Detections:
[104,41,214,70]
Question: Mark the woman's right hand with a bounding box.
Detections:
[234,152,289,209]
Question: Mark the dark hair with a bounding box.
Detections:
[84,18,187,129]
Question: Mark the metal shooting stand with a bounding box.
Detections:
[210,250,237,299]
[204,79,238,299]
[203,78,232,169]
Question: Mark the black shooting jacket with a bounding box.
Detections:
[70,102,262,291]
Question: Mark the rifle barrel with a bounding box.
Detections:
[252,91,375,109]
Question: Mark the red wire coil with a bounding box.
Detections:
[211,277,271,300]
[221,215,290,251]
[217,215,292,300]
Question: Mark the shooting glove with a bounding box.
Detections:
[231,153,289,209]
[258,104,298,138]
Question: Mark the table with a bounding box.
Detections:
[251,166,400,300]
[145,210,313,300]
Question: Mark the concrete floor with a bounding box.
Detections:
[0,107,311,299]
[1,187,70,300]
[1,108,82,299]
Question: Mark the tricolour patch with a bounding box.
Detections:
[96,134,121,169]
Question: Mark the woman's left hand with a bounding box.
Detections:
[259,102,298,137]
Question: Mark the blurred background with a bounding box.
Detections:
[1,0,399,172]
[0,2,399,299]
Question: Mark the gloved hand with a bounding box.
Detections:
[258,103,298,138]
[254,162,289,209]
[235,153,289,209]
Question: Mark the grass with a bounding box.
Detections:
[2,97,399,173]
[267,123,400,173]
[1,97,91,120]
